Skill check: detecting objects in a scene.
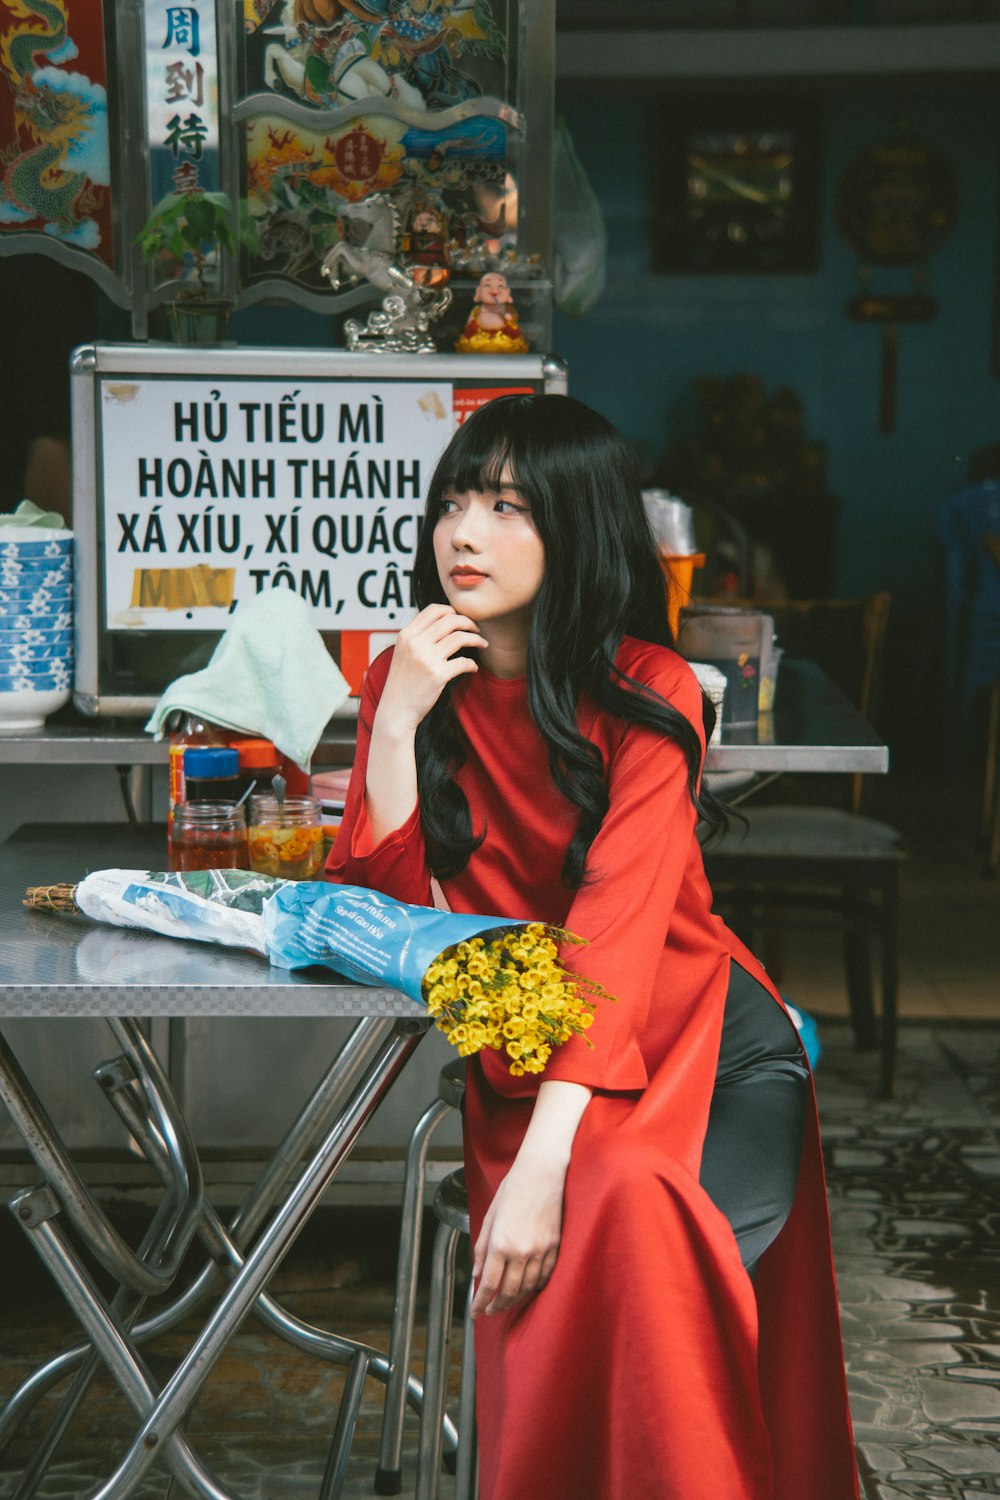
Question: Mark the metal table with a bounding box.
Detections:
[710,658,888,774]
[0,823,431,1500]
[0,659,887,776]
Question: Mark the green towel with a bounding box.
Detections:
[0,500,68,530]
[145,590,351,770]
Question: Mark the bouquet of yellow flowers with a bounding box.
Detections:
[25,872,612,1076]
[423,926,606,1076]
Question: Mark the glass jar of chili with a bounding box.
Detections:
[170,802,250,872]
[247,795,324,880]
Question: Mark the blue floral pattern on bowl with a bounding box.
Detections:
[0,678,71,696]
[0,675,72,695]
[0,655,71,679]
[0,559,72,587]
[0,585,74,609]
[0,537,72,561]
[0,609,73,631]
[0,627,73,648]
[0,642,74,665]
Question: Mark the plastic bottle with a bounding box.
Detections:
[183,746,242,803]
[230,737,281,803]
[167,715,225,857]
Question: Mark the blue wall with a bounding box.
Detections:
[553,87,1000,605]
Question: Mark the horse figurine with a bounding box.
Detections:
[321,195,451,353]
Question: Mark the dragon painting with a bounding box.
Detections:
[0,0,110,250]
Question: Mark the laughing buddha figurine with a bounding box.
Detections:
[456,271,529,354]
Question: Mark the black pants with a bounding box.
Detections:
[698,961,810,1275]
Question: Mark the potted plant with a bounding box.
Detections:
[136,190,238,343]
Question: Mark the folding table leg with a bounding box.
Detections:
[11,1186,241,1500]
[319,1348,370,1500]
[10,1346,126,1500]
[6,1212,170,1494]
[106,1028,448,1458]
[107,1035,444,1439]
[3,1017,437,1499]
[0,1016,395,1447]
[50,1019,425,1500]
[0,1025,203,1296]
[7,1029,213,1497]
[1,1165,449,1470]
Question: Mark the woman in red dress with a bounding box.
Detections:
[327,394,858,1500]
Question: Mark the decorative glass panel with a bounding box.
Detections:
[0,0,114,267]
[231,0,542,329]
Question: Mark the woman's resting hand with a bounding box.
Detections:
[470,1078,592,1318]
[470,1153,566,1318]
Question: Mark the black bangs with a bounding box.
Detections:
[428,395,535,507]
[438,438,516,501]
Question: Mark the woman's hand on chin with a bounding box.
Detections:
[470,1153,567,1319]
[379,604,489,734]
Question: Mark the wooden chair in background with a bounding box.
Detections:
[703,594,905,1096]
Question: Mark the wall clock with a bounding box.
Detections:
[835,136,957,268]
[652,100,821,274]
[834,131,957,430]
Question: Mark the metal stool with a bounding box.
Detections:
[377,1058,466,1494]
[417,1169,477,1500]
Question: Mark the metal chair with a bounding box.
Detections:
[706,809,904,1096]
[377,1057,466,1495]
[703,594,905,1097]
[417,1169,477,1500]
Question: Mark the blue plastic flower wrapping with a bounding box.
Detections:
[73,868,520,1006]
[262,880,519,1004]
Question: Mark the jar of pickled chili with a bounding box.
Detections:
[171,802,250,872]
[247,795,324,880]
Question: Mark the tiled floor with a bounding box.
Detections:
[0,775,997,1498]
[819,1024,1000,1500]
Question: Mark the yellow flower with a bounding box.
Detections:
[419,924,613,1078]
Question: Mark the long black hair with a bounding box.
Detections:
[412,393,725,886]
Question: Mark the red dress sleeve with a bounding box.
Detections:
[540,661,706,1094]
[323,649,433,907]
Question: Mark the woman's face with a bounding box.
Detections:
[433,463,545,630]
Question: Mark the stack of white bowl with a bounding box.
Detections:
[0,527,74,730]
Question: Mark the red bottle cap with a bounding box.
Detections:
[235,738,278,768]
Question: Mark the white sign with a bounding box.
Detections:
[98,376,455,631]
